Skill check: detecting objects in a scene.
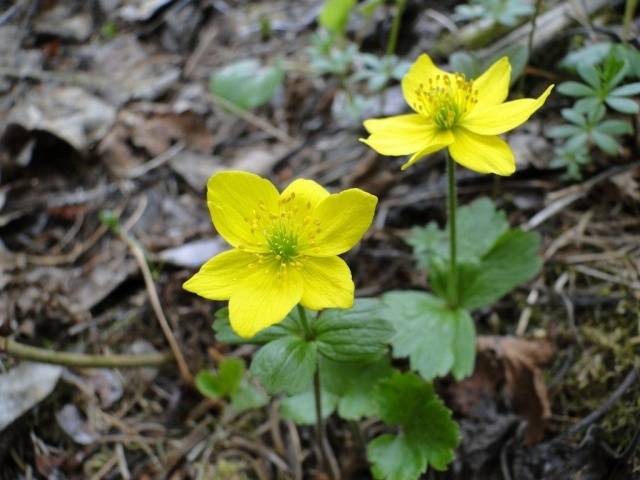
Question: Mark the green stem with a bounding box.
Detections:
[386,0,406,56]
[519,0,544,93]
[0,336,172,368]
[297,305,331,476]
[297,304,312,339]
[623,0,638,44]
[446,152,458,307]
[314,368,331,475]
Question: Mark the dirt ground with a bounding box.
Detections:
[0,0,639,479]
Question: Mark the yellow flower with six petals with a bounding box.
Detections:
[183,171,378,339]
[361,54,554,175]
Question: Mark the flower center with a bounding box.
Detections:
[413,73,478,129]
[267,227,299,263]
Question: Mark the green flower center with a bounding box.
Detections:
[414,73,478,129]
[267,227,299,263]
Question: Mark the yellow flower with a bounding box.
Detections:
[183,171,378,339]
[360,54,553,175]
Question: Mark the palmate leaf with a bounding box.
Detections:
[195,357,245,398]
[367,372,459,480]
[410,197,541,310]
[381,291,475,381]
[250,336,317,395]
[219,299,393,396]
[280,356,394,424]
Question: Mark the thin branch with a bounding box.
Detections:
[0,336,171,368]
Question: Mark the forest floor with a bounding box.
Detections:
[0,0,639,479]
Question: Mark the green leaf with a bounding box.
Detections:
[575,96,602,113]
[597,119,632,136]
[560,42,613,71]
[314,298,394,363]
[381,291,475,380]
[455,229,542,309]
[499,44,529,86]
[408,197,508,267]
[591,130,620,155]
[195,357,245,398]
[368,434,426,480]
[450,51,482,79]
[250,336,317,395]
[319,0,357,35]
[547,124,582,138]
[577,63,601,89]
[557,81,596,97]
[561,107,587,126]
[212,307,300,345]
[368,372,460,478]
[610,82,640,96]
[605,96,639,114]
[230,380,269,412]
[322,357,395,420]
[280,388,337,425]
[210,58,284,110]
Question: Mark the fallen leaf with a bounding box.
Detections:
[0,362,63,432]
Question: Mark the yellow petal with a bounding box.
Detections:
[229,262,303,338]
[280,178,329,212]
[472,56,511,110]
[462,85,554,135]
[183,249,254,300]
[402,53,452,113]
[448,128,515,176]
[307,189,377,256]
[207,171,279,250]
[300,256,354,310]
[400,129,454,170]
[361,114,435,156]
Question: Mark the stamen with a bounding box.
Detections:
[413,72,478,129]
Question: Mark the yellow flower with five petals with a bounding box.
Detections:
[183,171,378,339]
[361,54,553,175]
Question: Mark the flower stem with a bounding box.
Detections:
[386,0,406,56]
[446,152,458,307]
[297,304,312,339]
[296,305,332,477]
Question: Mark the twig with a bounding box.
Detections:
[210,91,297,146]
[118,228,193,384]
[124,142,185,179]
[561,368,638,438]
[0,336,171,368]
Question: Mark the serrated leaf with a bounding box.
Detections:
[381,291,475,380]
[210,58,284,110]
[408,198,508,267]
[314,298,394,362]
[212,307,301,345]
[230,380,269,412]
[322,357,395,420]
[557,81,596,97]
[250,336,317,395]
[605,96,639,114]
[455,229,542,309]
[280,388,337,425]
[368,434,426,480]
[319,0,357,35]
[195,357,245,399]
[368,372,459,478]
